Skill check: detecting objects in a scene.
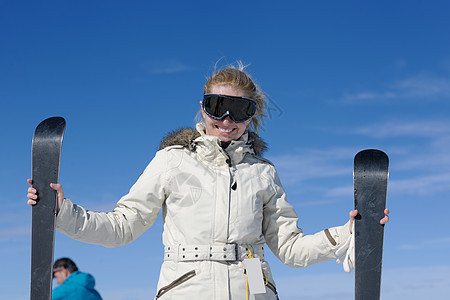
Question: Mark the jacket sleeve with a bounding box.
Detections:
[262,167,351,268]
[55,150,169,248]
[52,284,67,300]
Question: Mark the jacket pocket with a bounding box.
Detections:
[324,228,337,246]
[266,281,279,300]
[155,270,196,299]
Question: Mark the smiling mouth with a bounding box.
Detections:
[216,126,234,133]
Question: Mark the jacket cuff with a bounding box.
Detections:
[55,198,74,229]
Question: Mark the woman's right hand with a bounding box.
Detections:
[27,178,65,212]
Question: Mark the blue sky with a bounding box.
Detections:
[1,0,450,299]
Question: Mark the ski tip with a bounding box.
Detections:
[33,116,66,139]
[39,116,66,125]
[353,149,389,178]
[355,149,389,160]
[356,149,386,156]
[35,116,66,130]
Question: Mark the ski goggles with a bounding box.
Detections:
[202,94,257,123]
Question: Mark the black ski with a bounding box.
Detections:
[354,149,389,300]
[30,116,66,300]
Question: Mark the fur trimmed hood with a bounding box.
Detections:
[159,126,267,156]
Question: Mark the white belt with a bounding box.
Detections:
[164,244,265,262]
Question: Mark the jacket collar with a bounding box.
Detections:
[159,123,267,165]
[195,123,250,165]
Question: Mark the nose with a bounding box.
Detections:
[221,116,235,125]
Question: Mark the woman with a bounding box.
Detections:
[28,64,389,299]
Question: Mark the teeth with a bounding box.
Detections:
[219,128,233,133]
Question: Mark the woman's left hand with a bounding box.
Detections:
[349,209,390,233]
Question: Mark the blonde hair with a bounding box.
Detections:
[202,62,266,134]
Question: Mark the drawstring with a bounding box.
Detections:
[245,244,268,300]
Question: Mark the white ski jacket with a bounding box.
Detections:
[56,123,351,300]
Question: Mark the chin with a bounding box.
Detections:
[218,136,233,142]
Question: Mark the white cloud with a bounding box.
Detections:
[143,59,192,75]
[380,266,450,299]
[99,288,157,300]
[389,173,450,195]
[353,120,450,138]
[350,119,450,173]
[392,76,450,98]
[270,118,450,200]
[275,265,450,300]
[295,198,343,207]
[399,236,450,250]
[268,148,353,185]
[341,91,396,102]
[0,226,30,237]
[340,75,450,103]
[325,184,353,198]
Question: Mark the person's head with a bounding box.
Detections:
[53,257,78,285]
[200,62,266,142]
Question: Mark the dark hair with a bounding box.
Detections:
[53,257,78,273]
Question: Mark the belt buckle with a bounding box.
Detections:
[227,243,239,261]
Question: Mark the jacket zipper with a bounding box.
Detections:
[155,270,196,298]
[222,149,234,240]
